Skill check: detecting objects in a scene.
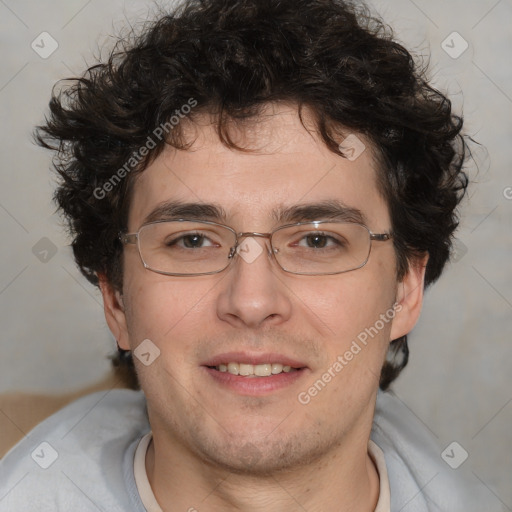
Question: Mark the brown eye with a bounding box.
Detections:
[295,232,345,249]
[305,234,328,248]
[166,233,215,249]
[181,234,206,248]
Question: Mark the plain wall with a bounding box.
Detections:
[0,0,510,505]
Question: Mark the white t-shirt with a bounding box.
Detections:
[0,389,501,511]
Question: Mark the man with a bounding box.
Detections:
[0,0,499,510]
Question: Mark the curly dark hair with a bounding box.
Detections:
[36,0,470,391]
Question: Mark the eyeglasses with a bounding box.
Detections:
[119,219,392,277]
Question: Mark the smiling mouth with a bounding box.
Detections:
[209,363,301,377]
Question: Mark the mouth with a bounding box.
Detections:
[202,353,308,395]
[209,362,299,377]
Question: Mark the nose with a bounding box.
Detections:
[216,236,292,329]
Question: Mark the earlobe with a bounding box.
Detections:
[389,254,429,341]
[98,274,131,351]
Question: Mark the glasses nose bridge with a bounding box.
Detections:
[230,231,276,261]
[236,231,272,241]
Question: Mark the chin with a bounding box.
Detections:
[193,429,333,476]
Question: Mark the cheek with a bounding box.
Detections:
[122,270,214,351]
[294,268,397,344]
[302,279,397,396]
[122,278,212,394]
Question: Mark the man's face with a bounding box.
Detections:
[106,104,417,474]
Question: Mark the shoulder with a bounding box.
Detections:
[371,390,504,512]
[0,389,149,512]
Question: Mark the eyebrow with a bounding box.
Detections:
[143,200,229,224]
[142,199,367,226]
[274,200,367,225]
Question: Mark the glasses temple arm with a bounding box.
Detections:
[119,233,138,245]
[370,233,392,242]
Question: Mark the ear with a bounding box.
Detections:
[389,253,429,341]
[98,274,130,351]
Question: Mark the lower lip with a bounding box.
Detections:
[203,367,307,395]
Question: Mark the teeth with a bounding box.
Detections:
[227,362,239,375]
[271,363,283,374]
[215,362,298,376]
[255,364,272,377]
[239,363,253,376]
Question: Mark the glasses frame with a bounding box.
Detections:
[119,218,393,277]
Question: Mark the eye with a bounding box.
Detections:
[296,232,345,249]
[166,232,217,249]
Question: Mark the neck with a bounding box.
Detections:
[145,431,380,512]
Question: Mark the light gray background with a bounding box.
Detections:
[1,0,511,506]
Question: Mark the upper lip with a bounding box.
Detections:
[203,352,308,368]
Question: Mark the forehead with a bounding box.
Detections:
[128,104,390,230]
